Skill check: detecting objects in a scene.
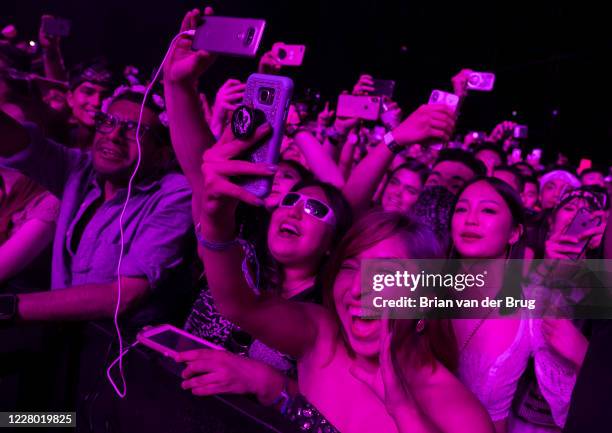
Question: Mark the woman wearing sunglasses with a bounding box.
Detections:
[194,119,493,432]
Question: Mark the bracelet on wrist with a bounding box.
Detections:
[195,222,240,251]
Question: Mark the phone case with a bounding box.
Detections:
[272,43,306,66]
[564,209,602,260]
[337,95,381,121]
[429,90,459,113]
[239,73,294,197]
[137,324,224,359]
[192,16,266,58]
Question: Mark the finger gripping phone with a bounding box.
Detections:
[563,208,602,260]
[337,95,381,121]
[192,16,266,57]
[238,73,294,197]
[137,324,224,359]
[272,43,306,66]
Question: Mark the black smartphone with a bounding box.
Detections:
[371,79,395,98]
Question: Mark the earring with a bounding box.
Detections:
[416,319,426,333]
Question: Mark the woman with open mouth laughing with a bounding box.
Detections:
[197,120,493,432]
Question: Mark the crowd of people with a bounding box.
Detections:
[1,7,611,433]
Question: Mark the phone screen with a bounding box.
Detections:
[149,330,211,353]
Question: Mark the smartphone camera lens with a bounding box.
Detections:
[244,27,255,46]
[258,87,275,105]
[277,48,287,60]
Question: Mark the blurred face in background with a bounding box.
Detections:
[521,181,539,210]
[381,168,423,214]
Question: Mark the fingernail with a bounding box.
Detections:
[265,164,278,172]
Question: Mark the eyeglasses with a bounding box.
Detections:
[94,112,151,142]
[279,192,336,225]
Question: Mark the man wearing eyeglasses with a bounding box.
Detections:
[0,89,193,327]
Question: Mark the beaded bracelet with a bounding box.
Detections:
[195,223,240,251]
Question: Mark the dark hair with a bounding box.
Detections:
[474,143,506,165]
[388,158,430,186]
[323,210,457,381]
[522,175,539,192]
[451,176,526,245]
[69,58,114,90]
[410,185,456,252]
[109,90,171,147]
[434,148,486,178]
[263,180,353,296]
[449,177,526,314]
[494,165,525,192]
[512,162,537,178]
[580,166,606,179]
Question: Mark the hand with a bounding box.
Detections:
[544,232,585,260]
[177,349,285,403]
[391,104,455,148]
[39,15,61,52]
[258,50,282,74]
[352,74,375,95]
[350,320,416,415]
[380,98,403,130]
[542,318,588,368]
[451,69,474,99]
[487,120,517,143]
[317,102,335,128]
[210,79,245,135]
[200,123,275,221]
[163,8,216,86]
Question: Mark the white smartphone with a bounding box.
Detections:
[428,90,459,114]
[272,42,306,66]
[137,324,224,359]
[466,72,496,91]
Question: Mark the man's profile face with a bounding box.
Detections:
[92,99,162,182]
[67,82,110,127]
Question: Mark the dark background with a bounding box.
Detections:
[1,0,610,166]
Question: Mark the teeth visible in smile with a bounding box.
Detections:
[279,223,299,236]
[102,148,122,159]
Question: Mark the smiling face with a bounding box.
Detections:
[67,82,110,127]
[267,185,335,268]
[333,235,409,358]
[381,168,423,214]
[451,180,520,259]
[92,99,162,183]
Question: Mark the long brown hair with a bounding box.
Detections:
[323,210,458,382]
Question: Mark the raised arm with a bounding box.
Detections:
[292,130,345,188]
[343,104,456,214]
[163,8,217,217]
[197,125,322,359]
[39,15,68,82]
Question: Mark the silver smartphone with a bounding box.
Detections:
[192,16,265,57]
[238,74,294,197]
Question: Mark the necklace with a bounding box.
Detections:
[459,307,496,353]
